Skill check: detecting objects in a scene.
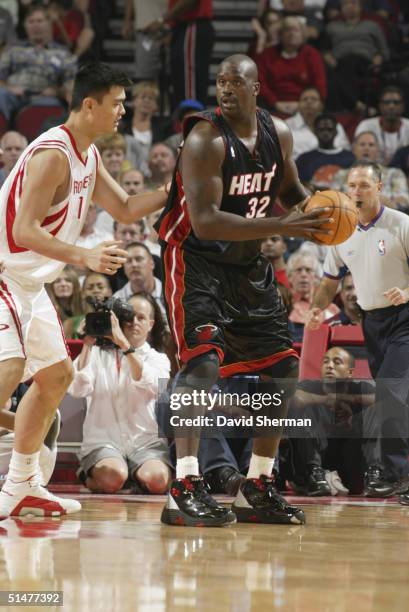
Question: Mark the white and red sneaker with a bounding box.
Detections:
[0,475,81,519]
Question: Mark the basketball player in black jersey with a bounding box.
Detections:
[156,54,334,527]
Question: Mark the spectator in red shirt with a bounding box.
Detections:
[256,16,327,116]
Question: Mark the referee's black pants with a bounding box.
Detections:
[362,304,409,480]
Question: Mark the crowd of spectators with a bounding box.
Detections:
[1,0,409,498]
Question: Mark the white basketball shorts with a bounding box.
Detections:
[0,274,70,381]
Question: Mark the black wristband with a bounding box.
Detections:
[122,346,136,356]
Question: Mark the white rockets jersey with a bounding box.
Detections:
[0,124,99,286]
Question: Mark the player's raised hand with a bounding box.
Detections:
[83,241,128,275]
[305,307,323,330]
[276,206,334,239]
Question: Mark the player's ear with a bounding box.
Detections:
[82,96,94,114]
[377,181,383,193]
[254,81,260,96]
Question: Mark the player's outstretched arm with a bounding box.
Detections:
[92,162,168,224]
[12,149,128,275]
[181,121,333,241]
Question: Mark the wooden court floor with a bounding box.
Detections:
[0,494,408,612]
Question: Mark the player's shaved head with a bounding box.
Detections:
[216,54,260,117]
[218,54,259,81]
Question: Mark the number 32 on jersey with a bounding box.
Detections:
[245,195,271,218]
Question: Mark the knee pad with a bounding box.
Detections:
[176,350,220,391]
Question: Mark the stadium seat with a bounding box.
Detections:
[299,324,372,380]
[330,325,364,346]
[299,325,331,380]
[15,105,65,142]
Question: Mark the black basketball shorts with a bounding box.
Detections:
[162,244,298,377]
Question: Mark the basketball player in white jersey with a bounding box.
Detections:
[0,63,168,518]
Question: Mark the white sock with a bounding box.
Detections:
[7,450,40,484]
[246,454,275,479]
[176,456,199,479]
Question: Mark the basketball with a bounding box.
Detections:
[305,190,359,246]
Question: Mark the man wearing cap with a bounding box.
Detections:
[165,99,205,153]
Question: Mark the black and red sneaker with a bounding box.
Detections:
[161,475,236,527]
[232,475,306,525]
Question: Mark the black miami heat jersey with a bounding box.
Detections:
[156,108,284,265]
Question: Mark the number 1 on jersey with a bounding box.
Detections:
[77,196,84,219]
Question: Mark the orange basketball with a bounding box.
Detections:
[304,190,359,246]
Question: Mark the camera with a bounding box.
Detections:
[85,297,135,347]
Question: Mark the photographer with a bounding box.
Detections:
[68,293,172,494]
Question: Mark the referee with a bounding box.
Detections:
[306,161,409,503]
